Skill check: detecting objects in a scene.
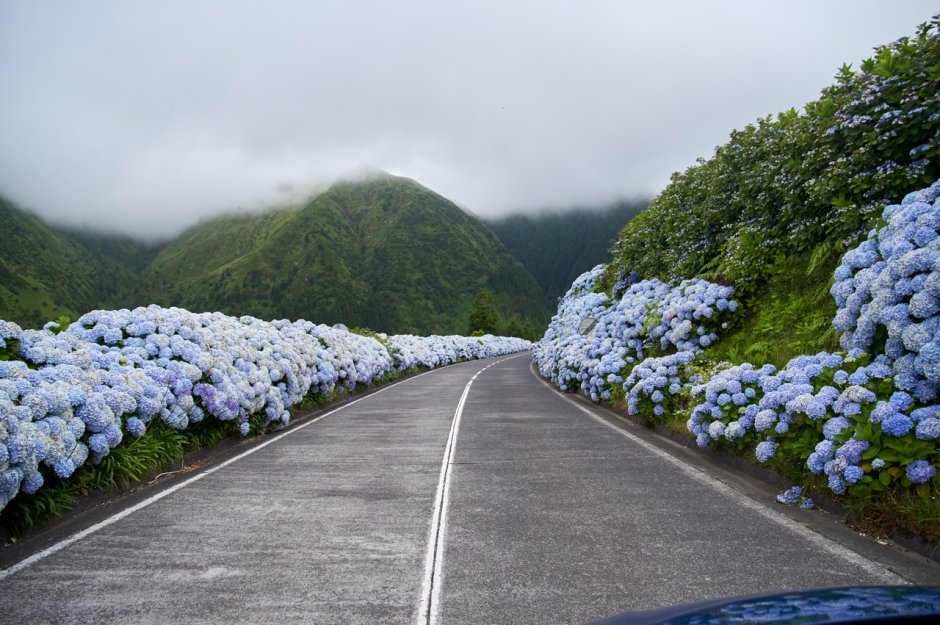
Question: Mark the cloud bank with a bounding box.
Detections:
[0,0,935,238]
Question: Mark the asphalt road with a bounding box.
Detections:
[1,353,937,625]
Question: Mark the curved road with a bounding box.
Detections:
[1,354,937,624]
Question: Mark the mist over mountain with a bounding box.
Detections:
[0,197,159,328]
[137,175,548,334]
[0,175,556,335]
[486,200,647,303]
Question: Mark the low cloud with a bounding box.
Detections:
[0,0,935,238]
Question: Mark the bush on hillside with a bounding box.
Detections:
[610,17,940,291]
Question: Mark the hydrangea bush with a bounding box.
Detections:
[832,180,940,401]
[538,179,940,506]
[682,181,940,500]
[622,351,699,419]
[533,265,737,405]
[0,306,530,511]
[687,350,937,497]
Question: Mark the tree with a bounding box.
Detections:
[466,288,500,335]
[504,316,525,339]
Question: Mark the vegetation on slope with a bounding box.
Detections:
[0,197,158,329]
[605,17,939,355]
[611,18,938,283]
[487,200,647,304]
[138,174,549,336]
[531,16,940,537]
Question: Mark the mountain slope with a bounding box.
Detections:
[486,200,647,303]
[0,197,157,328]
[602,18,939,367]
[138,175,549,334]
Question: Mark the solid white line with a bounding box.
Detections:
[558,394,908,585]
[0,366,443,580]
[416,354,520,625]
[416,368,475,625]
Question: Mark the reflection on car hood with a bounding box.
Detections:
[587,586,940,625]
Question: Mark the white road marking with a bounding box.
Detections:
[416,354,523,625]
[0,366,444,580]
[558,393,908,585]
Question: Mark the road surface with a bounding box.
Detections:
[1,353,937,624]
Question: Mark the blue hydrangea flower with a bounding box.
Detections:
[889,391,913,410]
[807,452,827,475]
[910,406,940,421]
[881,414,914,437]
[776,486,802,506]
[844,465,865,484]
[87,433,109,457]
[22,470,44,495]
[755,440,777,463]
[905,459,936,484]
[125,417,146,438]
[823,416,851,441]
[828,474,847,495]
[836,439,869,464]
[915,417,940,440]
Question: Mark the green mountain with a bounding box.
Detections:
[0,197,157,329]
[486,200,647,304]
[136,175,549,335]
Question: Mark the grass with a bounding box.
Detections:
[844,485,940,542]
[705,244,842,369]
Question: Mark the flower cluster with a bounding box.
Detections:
[687,361,777,448]
[687,348,937,495]
[533,265,737,404]
[0,306,530,511]
[832,179,940,401]
[776,485,814,509]
[623,351,698,418]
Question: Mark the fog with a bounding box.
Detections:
[0,1,935,238]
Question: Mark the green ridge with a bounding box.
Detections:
[0,174,550,336]
[487,200,647,304]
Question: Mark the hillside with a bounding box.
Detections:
[486,200,646,304]
[0,197,157,328]
[138,175,549,335]
[604,17,940,367]
[537,16,940,539]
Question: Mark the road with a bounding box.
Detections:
[1,353,937,624]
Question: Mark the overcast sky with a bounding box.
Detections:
[1,1,936,238]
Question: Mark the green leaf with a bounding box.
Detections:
[848,484,871,498]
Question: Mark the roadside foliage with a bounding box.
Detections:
[536,16,940,523]
[536,183,940,511]
[0,306,529,520]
